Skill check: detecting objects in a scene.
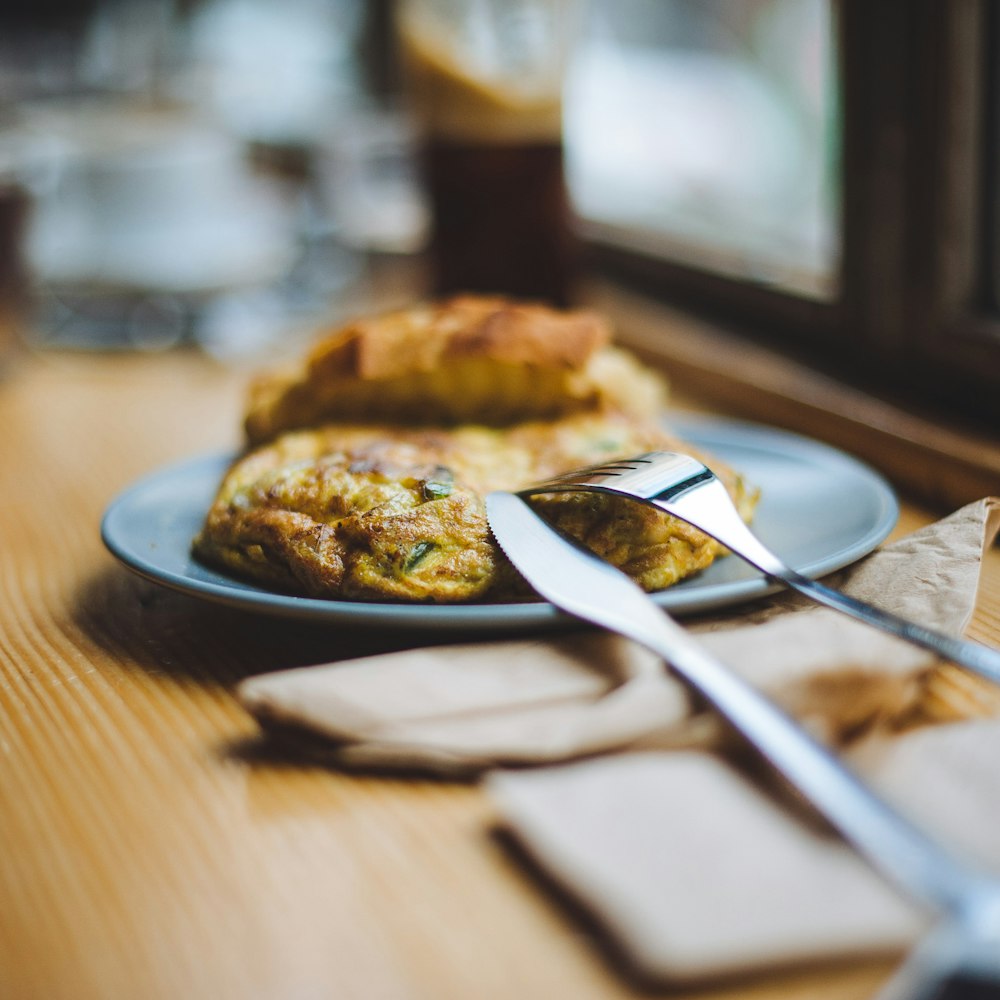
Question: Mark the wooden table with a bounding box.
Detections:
[2,348,997,1000]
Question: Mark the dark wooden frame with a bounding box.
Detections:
[587,0,1000,425]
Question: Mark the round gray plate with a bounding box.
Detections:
[101,418,898,632]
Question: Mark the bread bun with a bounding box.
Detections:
[244,295,667,444]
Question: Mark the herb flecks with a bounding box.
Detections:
[404,541,437,573]
[420,466,454,502]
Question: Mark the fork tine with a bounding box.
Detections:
[525,450,711,499]
[536,457,655,486]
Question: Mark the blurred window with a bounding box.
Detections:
[566,0,838,299]
[565,0,1000,423]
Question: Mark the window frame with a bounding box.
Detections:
[584,0,1000,425]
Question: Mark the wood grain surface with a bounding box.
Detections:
[1,348,997,1000]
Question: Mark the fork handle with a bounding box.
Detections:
[780,570,1000,684]
[659,497,1000,686]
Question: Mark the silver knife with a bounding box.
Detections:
[485,490,1000,995]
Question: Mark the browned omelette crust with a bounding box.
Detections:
[194,412,758,603]
[243,296,668,445]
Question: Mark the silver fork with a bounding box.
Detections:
[519,451,1000,685]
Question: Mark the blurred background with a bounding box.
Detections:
[0,0,836,361]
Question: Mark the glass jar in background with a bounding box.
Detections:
[19,102,303,353]
[397,0,580,306]
[0,0,377,360]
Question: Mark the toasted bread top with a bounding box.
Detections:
[244,295,667,444]
[312,295,608,380]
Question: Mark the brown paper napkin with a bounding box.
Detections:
[488,717,1000,983]
[489,752,929,982]
[239,498,1000,774]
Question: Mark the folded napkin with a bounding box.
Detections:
[239,498,1000,775]
[238,497,1000,984]
[488,716,1000,983]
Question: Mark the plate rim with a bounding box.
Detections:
[100,416,899,631]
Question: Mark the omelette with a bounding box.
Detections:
[194,412,757,603]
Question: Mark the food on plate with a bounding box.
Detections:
[243,295,667,444]
[194,413,756,602]
[194,295,758,603]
